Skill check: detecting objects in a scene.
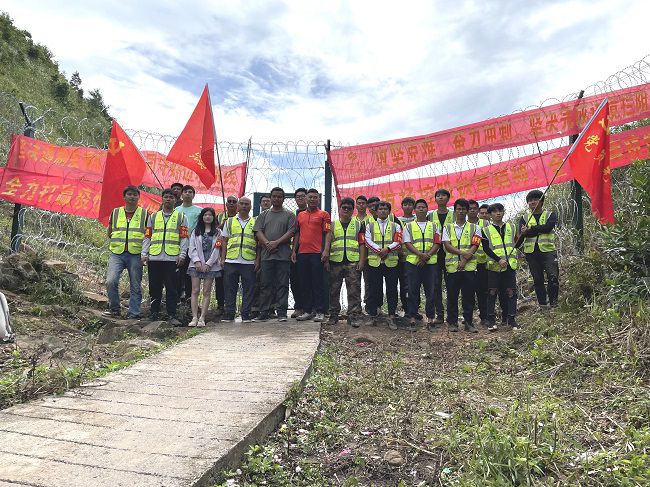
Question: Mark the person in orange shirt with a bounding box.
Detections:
[291,188,332,322]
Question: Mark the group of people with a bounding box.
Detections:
[105,182,559,332]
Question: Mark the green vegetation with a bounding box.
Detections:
[0,11,111,158]
[215,160,650,486]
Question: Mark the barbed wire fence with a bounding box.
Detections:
[0,54,648,308]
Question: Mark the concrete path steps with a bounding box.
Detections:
[0,321,321,487]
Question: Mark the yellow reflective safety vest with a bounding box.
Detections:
[354,213,373,224]
[444,222,478,273]
[110,207,146,255]
[404,221,438,265]
[225,216,256,261]
[149,210,182,256]
[329,219,361,263]
[471,219,489,264]
[367,220,399,268]
[523,210,556,253]
[485,222,519,272]
[428,210,454,229]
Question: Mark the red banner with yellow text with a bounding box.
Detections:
[330,83,650,185]
[3,135,246,199]
[0,166,162,219]
[336,125,650,210]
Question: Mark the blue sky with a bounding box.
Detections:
[3,0,648,147]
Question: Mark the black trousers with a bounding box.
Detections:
[366,264,399,316]
[214,275,225,310]
[487,268,517,322]
[224,263,256,320]
[296,253,326,314]
[397,261,410,312]
[475,264,488,320]
[446,270,475,325]
[290,261,303,311]
[405,262,437,318]
[260,260,290,316]
[433,257,449,320]
[525,250,559,305]
[148,260,178,317]
[176,258,191,301]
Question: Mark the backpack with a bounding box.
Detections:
[0,292,14,343]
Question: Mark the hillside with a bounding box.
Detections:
[0,11,111,158]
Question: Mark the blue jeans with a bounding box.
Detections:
[106,252,143,318]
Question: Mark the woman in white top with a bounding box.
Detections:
[187,208,223,327]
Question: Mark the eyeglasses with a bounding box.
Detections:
[340,206,353,210]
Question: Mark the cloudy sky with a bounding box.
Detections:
[2,0,648,147]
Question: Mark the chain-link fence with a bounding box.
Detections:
[1,55,649,312]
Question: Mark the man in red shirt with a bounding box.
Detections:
[291,188,331,322]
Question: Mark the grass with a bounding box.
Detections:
[0,327,205,410]
[212,301,650,486]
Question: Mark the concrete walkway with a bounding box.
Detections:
[0,321,321,487]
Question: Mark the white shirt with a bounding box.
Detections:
[221,215,255,265]
[365,218,401,252]
[402,221,439,243]
[441,222,483,242]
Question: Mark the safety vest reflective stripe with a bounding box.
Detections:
[149,210,181,256]
[523,210,556,253]
[367,221,399,268]
[485,222,519,272]
[444,222,478,273]
[428,210,454,228]
[472,219,489,264]
[225,216,256,261]
[110,207,145,255]
[330,220,361,263]
[404,221,438,265]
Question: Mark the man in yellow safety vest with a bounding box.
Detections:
[220,197,257,322]
[442,198,482,333]
[365,201,402,330]
[141,188,189,325]
[518,189,559,307]
[105,185,147,319]
[326,197,367,327]
[403,199,441,332]
[482,203,520,331]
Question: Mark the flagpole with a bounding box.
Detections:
[206,84,226,208]
[570,90,586,252]
[510,96,608,256]
[243,137,252,195]
[144,157,165,190]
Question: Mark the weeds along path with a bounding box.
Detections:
[0,322,321,487]
[215,307,650,487]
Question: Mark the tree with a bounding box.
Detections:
[70,71,83,98]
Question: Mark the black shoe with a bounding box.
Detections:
[464,323,478,333]
[102,310,121,317]
[407,320,417,332]
[414,313,424,320]
[348,318,360,328]
[326,315,339,326]
[277,315,287,322]
[432,317,444,325]
[448,323,459,332]
[369,316,378,327]
[253,313,269,322]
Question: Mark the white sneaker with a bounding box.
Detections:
[313,313,324,322]
[188,317,198,327]
[197,318,206,327]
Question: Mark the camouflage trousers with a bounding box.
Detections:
[328,262,362,319]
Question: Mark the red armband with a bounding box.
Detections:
[179,226,189,239]
[434,233,441,244]
[214,239,223,248]
[394,230,402,243]
[471,235,482,246]
[358,233,366,244]
[144,227,152,239]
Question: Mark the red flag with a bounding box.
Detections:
[98,120,147,225]
[566,98,614,224]
[166,84,216,188]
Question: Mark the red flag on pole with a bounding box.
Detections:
[166,84,216,188]
[566,98,614,224]
[98,120,147,225]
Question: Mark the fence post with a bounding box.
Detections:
[324,139,332,214]
[570,90,585,253]
[10,103,36,252]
